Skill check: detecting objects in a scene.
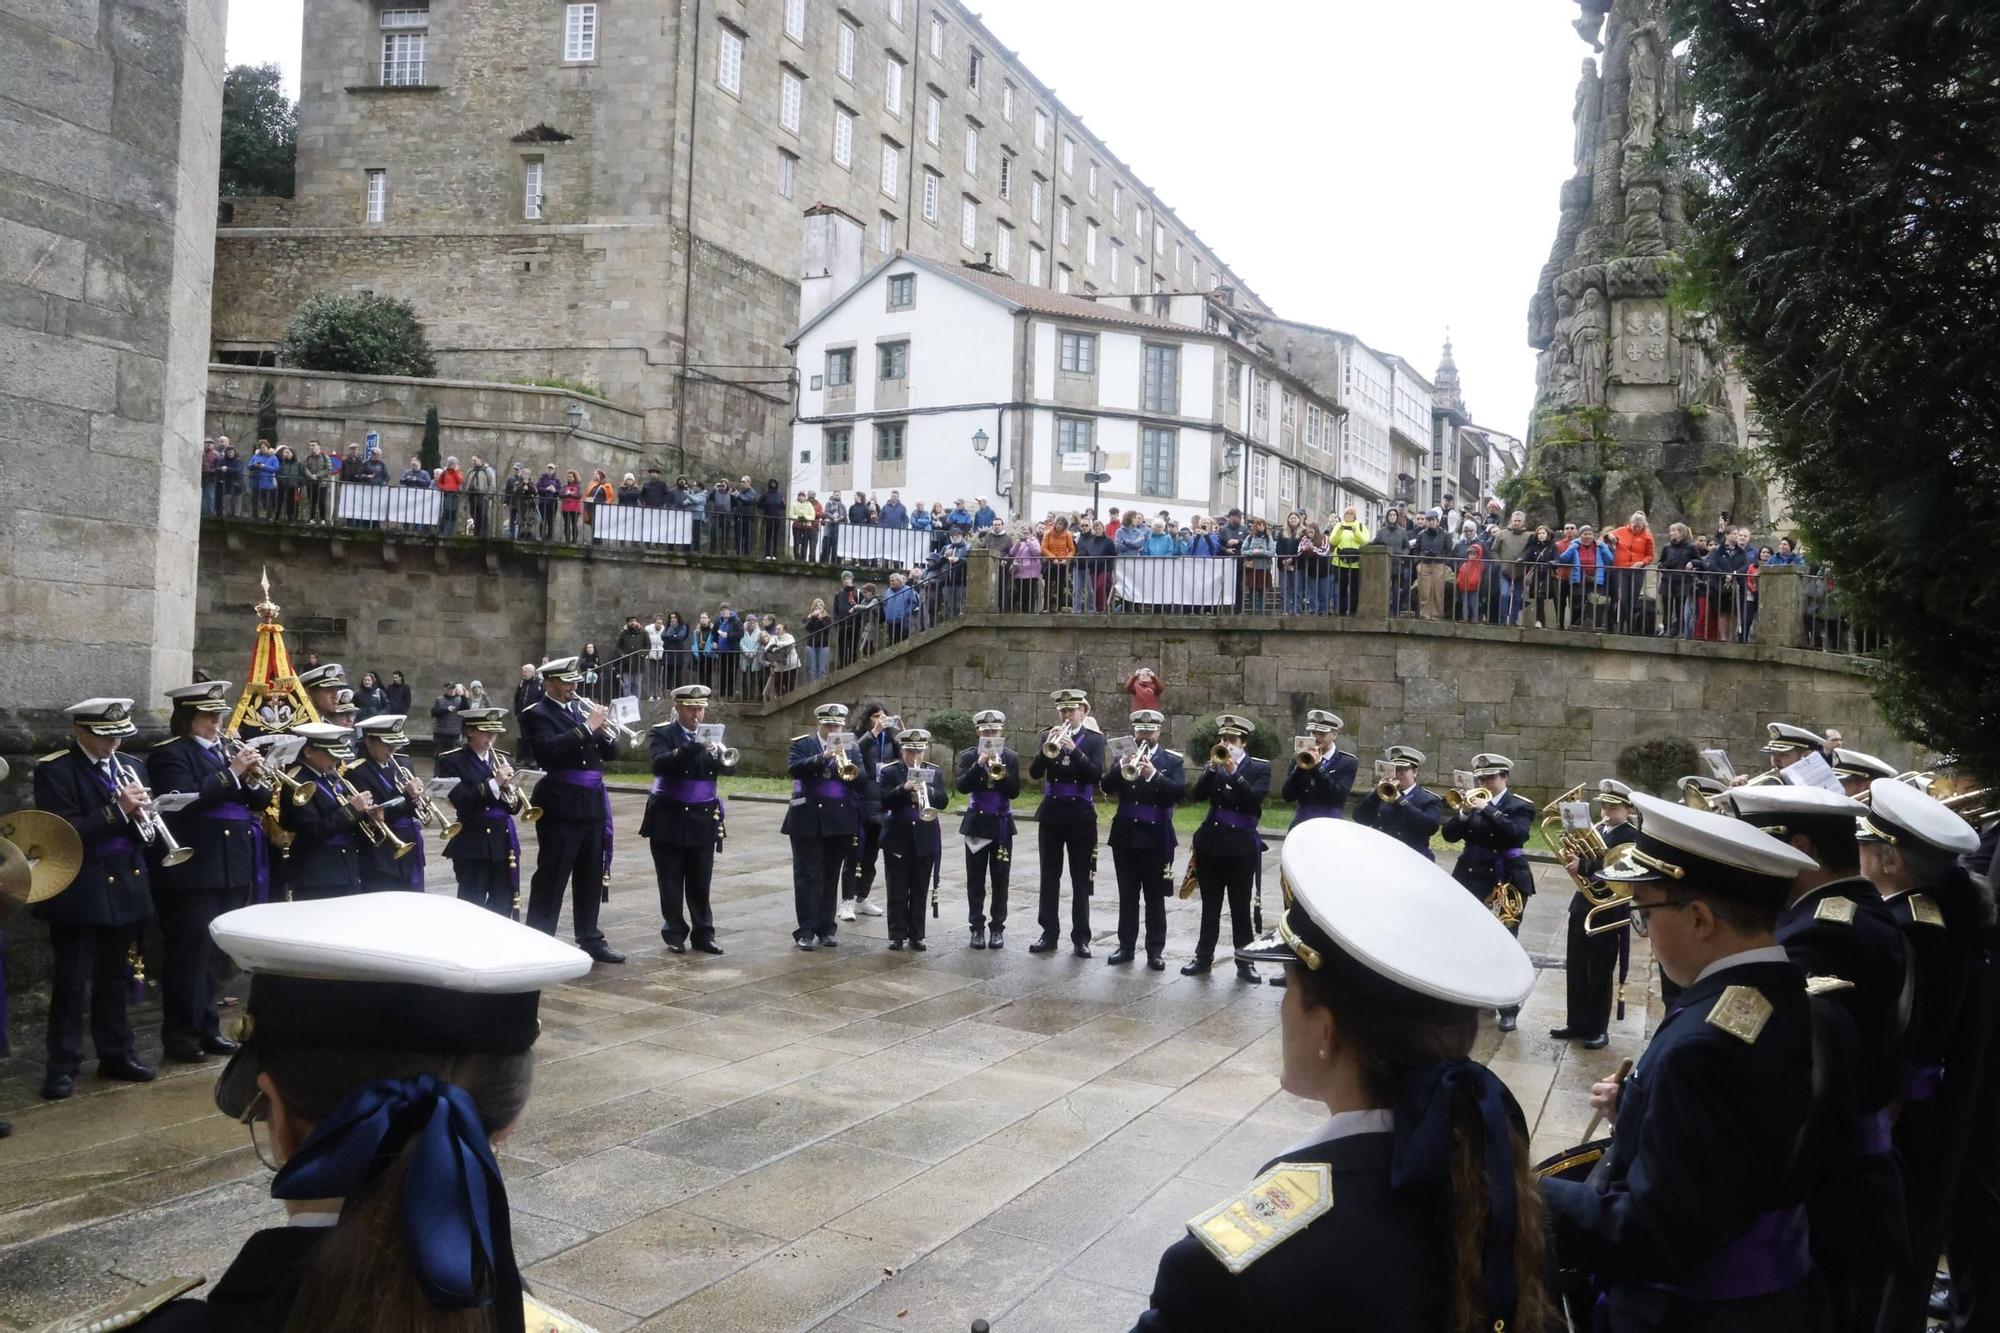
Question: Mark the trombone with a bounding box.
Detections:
[332,770,413,859]
[111,754,193,868]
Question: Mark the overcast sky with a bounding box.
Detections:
[225,1,1580,440]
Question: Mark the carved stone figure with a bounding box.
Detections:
[1623,29,1663,184]
[1676,312,1729,408]
[1571,288,1609,407]
[1575,0,1612,50]
[1623,184,1666,256]
[1572,59,1602,175]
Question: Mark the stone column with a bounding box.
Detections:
[0,0,227,772]
[1752,566,1807,649]
[1358,544,1391,624]
[963,549,997,613]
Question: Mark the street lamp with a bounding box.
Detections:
[564,401,587,434]
[971,426,1004,502]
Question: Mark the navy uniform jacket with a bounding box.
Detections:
[342,757,423,859]
[147,736,271,893]
[1353,783,1445,860]
[1279,747,1357,824]
[852,727,893,828]
[1442,789,1537,899]
[31,745,154,927]
[435,746,514,864]
[520,696,617,821]
[1028,728,1106,826]
[638,720,734,846]
[1543,957,1829,1332]
[953,746,1021,841]
[1778,878,1915,1113]
[781,733,865,839]
[1104,749,1187,853]
[1885,865,1984,1077]
[277,766,363,896]
[135,1226,324,1331]
[1132,1130,1446,1331]
[877,760,951,858]
[1191,756,1270,860]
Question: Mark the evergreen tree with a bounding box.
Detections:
[420,407,442,473]
[282,292,438,379]
[220,64,297,197]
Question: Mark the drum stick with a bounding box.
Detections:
[1581,1057,1634,1141]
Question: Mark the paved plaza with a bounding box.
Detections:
[0,795,1654,1332]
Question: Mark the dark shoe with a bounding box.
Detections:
[1265,972,1287,989]
[42,1072,75,1101]
[0,1118,11,1138]
[889,939,906,951]
[584,943,626,965]
[987,929,1005,950]
[694,941,725,956]
[796,937,817,951]
[664,940,688,955]
[1582,1033,1610,1051]
[1180,958,1212,976]
[969,927,987,950]
[909,941,928,952]
[98,1057,157,1084]
[1028,935,1058,954]
[163,1041,208,1065]
[1147,955,1165,971]
[1548,1027,1578,1040]
[1497,1010,1518,1033]
[1073,942,1093,959]
[819,935,839,948]
[200,1034,240,1056]
[1106,948,1135,966]
[1235,962,1259,984]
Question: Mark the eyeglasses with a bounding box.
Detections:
[1627,897,1696,937]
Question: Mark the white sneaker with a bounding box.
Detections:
[859,900,885,917]
[838,901,856,922]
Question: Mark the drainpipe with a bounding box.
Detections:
[673,0,705,468]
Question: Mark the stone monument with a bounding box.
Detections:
[1523,0,1763,532]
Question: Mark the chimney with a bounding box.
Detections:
[799,204,866,324]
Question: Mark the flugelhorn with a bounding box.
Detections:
[1120,740,1153,781]
[395,758,459,841]
[1043,723,1076,759]
[493,750,541,824]
[112,755,193,868]
[1445,786,1491,811]
[1209,742,1233,767]
[333,770,413,859]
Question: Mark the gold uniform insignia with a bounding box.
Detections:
[1706,984,1774,1044]
[523,1292,600,1333]
[1813,897,1857,925]
[42,1276,203,1332]
[1186,1162,1333,1275]
[1909,894,1945,927]
[1805,974,1855,996]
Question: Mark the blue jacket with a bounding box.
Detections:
[1767,551,1806,568]
[1115,523,1149,555]
[880,500,909,528]
[1143,531,1179,556]
[947,506,973,530]
[1186,532,1223,557]
[882,583,919,624]
[973,505,996,531]
[246,452,280,490]
[1555,539,1615,586]
[910,509,933,530]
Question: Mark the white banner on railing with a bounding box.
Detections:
[336,484,440,526]
[839,526,932,568]
[592,506,695,546]
[1114,556,1239,608]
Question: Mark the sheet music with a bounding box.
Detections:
[1374,759,1398,783]
[151,792,198,813]
[698,723,726,748]
[422,778,460,801]
[1560,801,1593,831]
[1700,748,1736,781]
[978,736,1005,761]
[1452,769,1476,791]
[1780,750,1847,793]
[611,695,642,726]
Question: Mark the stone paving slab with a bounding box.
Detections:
[0,798,1655,1332]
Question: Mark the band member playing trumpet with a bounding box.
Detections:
[295,662,349,720]
[149,681,270,1065]
[955,709,1020,949]
[784,703,866,950]
[1440,753,1536,1031]
[436,707,521,916]
[879,729,951,952]
[1187,715,1270,983]
[520,657,625,964]
[1028,688,1106,957]
[1280,709,1356,825]
[345,715,427,892]
[1102,709,1185,971]
[1828,746,1898,800]
[1352,745,1444,859]
[1551,779,1638,1051]
[281,723,369,901]
[30,699,158,1100]
[641,685,735,955]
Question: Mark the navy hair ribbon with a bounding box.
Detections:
[1389,1057,1522,1330]
[271,1074,522,1329]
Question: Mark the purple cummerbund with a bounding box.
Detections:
[200,802,257,822]
[1212,808,1261,832]
[1293,804,1342,821]
[653,779,719,803]
[970,791,1011,815]
[551,770,606,788]
[1043,781,1095,801]
[1465,845,1526,861]
[97,835,140,857]
[1661,1206,1811,1303]
[794,779,851,800]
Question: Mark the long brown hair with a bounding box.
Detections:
[264,1046,536,1333]
[1294,966,1555,1333]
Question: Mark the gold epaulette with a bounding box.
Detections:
[1706,984,1774,1044]
[791,734,812,744]
[341,759,365,774]
[43,1276,204,1332]
[1185,1162,1333,1275]
[437,747,463,758]
[1909,894,1945,927]
[39,751,66,764]
[151,736,180,749]
[1813,896,1858,925]
[1806,975,1856,996]
[523,1291,600,1333]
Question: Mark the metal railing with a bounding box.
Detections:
[1388,554,1786,643]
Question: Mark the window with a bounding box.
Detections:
[833,105,855,167]
[364,168,387,223]
[1034,108,1049,150]
[888,273,914,308]
[884,56,904,114]
[1029,174,1043,221]
[878,340,908,380]
[967,48,982,92]
[381,31,425,85]
[837,20,856,79]
[925,93,941,145]
[922,168,940,221]
[564,4,597,61]
[1252,372,1270,439]
[960,195,977,248]
[1057,415,1095,454]
[1062,135,1076,175]
[996,221,1012,272]
[1109,239,1122,284]
[1174,239,1185,274]
[888,0,904,25]
[1058,201,1071,244]
[929,14,945,57]
[1192,259,1203,288]
[1143,343,1179,412]
[1084,220,1098,265]
[1140,428,1177,496]
[523,158,543,219]
[878,212,896,254]
[1059,331,1096,374]
[875,421,906,461]
[999,152,1014,200]
[380,7,428,27]
[1154,225,1164,257]
[1056,264,1072,294]
[1227,355,1243,399]
[826,347,855,386]
[1251,452,1269,507]
[963,121,978,173]
[826,427,853,464]
[1281,391,1298,435]
[880,140,900,195]
[777,149,796,197]
[1002,80,1015,121]
[717,26,743,94]
[784,0,806,41]
[779,68,803,132]
[1087,160,1099,198]
[1028,243,1043,286]
[1279,462,1297,503]
[1111,182,1123,220]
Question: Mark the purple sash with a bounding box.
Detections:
[193,802,272,901]
[1655,1206,1812,1303]
[653,778,728,850]
[1043,781,1095,801]
[969,790,1014,843]
[1856,1108,1893,1156]
[793,779,851,800]
[1212,807,1261,833]
[98,835,141,858]
[552,769,614,878]
[1906,1063,1944,1103]
[201,802,257,822]
[1293,804,1342,821]
[1462,844,1526,863]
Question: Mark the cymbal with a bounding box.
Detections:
[0,810,84,908]
[0,837,27,902]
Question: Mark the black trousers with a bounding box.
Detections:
[157,886,231,1046]
[842,820,882,900]
[1111,844,1170,958]
[965,841,1011,930]
[452,859,514,916]
[527,817,606,946]
[1037,817,1096,944]
[45,921,137,1072]
[1563,896,1620,1036]
[884,852,936,943]
[792,833,849,941]
[1194,852,1257,963]
[651,839,717,946]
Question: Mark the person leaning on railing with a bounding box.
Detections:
[1657,522,1702,638]
[1555,523,1615,628]
[1043,516,1077,611]
[1520,523,1558,628]
[1329,507,1370,616]
[1240,517,1275,613]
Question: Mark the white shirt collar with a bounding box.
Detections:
[286,1210,341,1228]
[1282,1107,1394,1155]
[1695,944,1791,985]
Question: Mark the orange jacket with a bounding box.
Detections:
[1612,524,1655,568]
[1042,528,1077,561]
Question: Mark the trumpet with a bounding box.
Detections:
[1043,723,1077,760]
[1295,743,1320,771]
[493,750,542,824]
[1445,786,1491,811]
[230,733,315,805]
[1120,740,1154,781]
[394,758,459,841]
[1209,742,1233,767]
[111,755,193,868]
[909,774,939,823]
[1376,777,1402,802]
[332,770,413,859]
[830,743,860,782]
[983,746,1008,781]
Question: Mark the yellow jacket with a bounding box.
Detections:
[1330,521,1369,566]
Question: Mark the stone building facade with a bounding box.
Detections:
[212,0,1269,483]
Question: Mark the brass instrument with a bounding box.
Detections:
[1295,742,1319,771]
[113,755,193,868]
[333,769,413,859]
[231,733,314,806]
[1539,784,1634,930]
[1445,786,1491,812]
[1483,883,1526,929]
[394,757,459,841]
[830,738,860,782]
[1120,740,1154,782]
[1209,742,1233,767]
[1043,723,1078,760]
[910,771,939,823]
[984,745,1008,782]
[1376,777,1402,801]
[1943,787,1994,823]
[492,750,543,824]
[1742,769,1787,788]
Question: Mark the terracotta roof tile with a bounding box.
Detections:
[947,264,1186,332]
